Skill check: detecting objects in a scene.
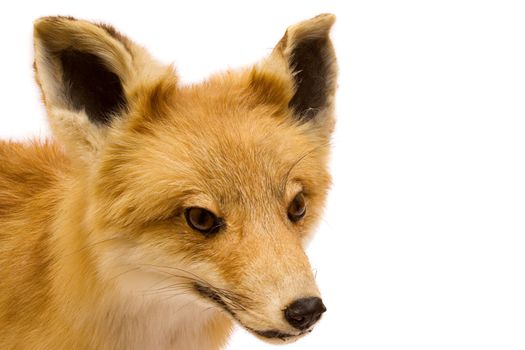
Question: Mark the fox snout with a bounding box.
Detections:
[193,285,326,341]
[190,218,328,341]
[193,280,327,342]
[178,219,309,331]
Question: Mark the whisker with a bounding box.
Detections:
[62,237,122,258]
[141,282,195,296]
[137,263,255,315]
[141,272,192,292]
[140,264,210,286]
[158,291,194,303]
[173,299,198,314]
[108,266,143,282]
[280,141,331,193]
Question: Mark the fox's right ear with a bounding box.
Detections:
[252,14,337,136]
[33,16,173,161]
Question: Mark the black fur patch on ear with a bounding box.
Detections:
[60,50,126,125]
[288,37,331,122]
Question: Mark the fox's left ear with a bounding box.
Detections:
[254,14,337,134]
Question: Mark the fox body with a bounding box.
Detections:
[0,14,337,349]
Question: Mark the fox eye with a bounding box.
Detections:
[288,192,306,222]
[184,207,223,235]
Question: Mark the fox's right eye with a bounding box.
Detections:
[288,192,306,223]
[184,207,223,236]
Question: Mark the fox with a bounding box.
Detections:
[0,13,337,350]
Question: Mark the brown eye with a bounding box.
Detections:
[184,207,223,235]
[288,192,306,222]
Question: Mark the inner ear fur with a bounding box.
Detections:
[59,49,126,125]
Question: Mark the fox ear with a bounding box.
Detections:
[252,14,337,134]
[268,14,337,128]
[33,16,169,160]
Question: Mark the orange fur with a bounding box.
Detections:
[0,14,337,349]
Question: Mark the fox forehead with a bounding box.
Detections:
[95,76,330,220]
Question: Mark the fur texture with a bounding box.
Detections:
[0,14,337,349]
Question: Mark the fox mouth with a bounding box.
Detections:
[248,328,312,342]
[193,283,305,342]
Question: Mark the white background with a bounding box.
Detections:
[1,1,524,349]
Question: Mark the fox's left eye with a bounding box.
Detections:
[184,207,223,235]
[288,192,306,222]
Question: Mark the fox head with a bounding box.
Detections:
[33,14,337,344]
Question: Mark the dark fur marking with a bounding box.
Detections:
[40,15,77,23]
[193,283,235,317]
[60,50,126,125]
[97,23,132,52]
[289,37,330,122]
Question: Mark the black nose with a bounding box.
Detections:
[284,297,326,331]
